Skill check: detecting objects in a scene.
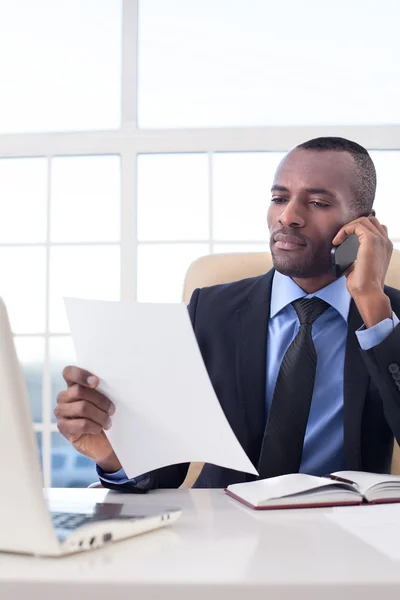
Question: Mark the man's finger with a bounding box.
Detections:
[62,365,99,389]
[56,385,115,415]
[332,221,357,245]
[332,220,374,246]
[54,400,112,430]
[367,216,389,238]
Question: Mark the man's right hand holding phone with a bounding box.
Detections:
[55,366,121,473]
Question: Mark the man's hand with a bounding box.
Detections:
[332,216,393,328]
[55,366,122,473]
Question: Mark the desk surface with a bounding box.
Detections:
[1,488,400,600]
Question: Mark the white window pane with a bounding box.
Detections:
[139,0,400,128]
[213,244,270,254]
[0,247,46,333]
[0,0,121,133]
[14,336,44,423]
[0,158,47,243]
[52,432,97,488]
[51,156,121,243]
[50,337,76,423]
[49,246,120,333]
[138,154,209,241]
[213,153,284,241]
[370,152,400,239]
[138,244,209,302]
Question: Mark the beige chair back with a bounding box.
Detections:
[180,250,400,487]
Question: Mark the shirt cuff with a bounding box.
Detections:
[96,464,150,487]
[356,311,400,351]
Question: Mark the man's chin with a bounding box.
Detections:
[271,250,330,279]
[273,263,312,278]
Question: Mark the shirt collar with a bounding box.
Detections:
[270,270,351,323]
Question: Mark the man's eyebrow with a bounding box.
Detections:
[271,185,336,199]
[306,187,336,198]
[271,185,289,192]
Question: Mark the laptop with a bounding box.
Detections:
[0,297,181,557]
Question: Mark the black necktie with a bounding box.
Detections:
[258,296,330,479]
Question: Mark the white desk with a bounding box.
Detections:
[1,488,400,600]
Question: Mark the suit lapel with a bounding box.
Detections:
[343,299,370,470]
[235,270,274,467]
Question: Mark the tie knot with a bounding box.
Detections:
[292,297,330,325]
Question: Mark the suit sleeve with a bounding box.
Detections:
[360,321,400,444]
[99,288,201,493]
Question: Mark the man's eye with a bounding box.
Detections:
[311,201,329,209]
[271,197,287,203]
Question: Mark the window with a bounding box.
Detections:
[7,154,121,487]
[52,454,67,470]
[0,0,122,133]
[51,433,97,487]
[370,152,400,239]
[138,0,400,128]
[75,455,95,469]
[1,0,399,487]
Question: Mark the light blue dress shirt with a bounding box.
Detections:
[267,271,399,476]
[98,273,399,484]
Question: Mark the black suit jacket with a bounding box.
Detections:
[101,270,400,492]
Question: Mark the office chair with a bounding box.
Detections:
[179,249,400,487]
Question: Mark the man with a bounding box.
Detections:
[55,137,400,492]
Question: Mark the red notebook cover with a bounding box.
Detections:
[224,487,363,510]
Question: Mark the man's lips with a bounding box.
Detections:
[272,233,307,250]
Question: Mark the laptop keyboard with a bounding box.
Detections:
[51,511,135,531]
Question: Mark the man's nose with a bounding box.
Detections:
[278,200,305,228]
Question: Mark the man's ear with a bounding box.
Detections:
[369,209,376,217]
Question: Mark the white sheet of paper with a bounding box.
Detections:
[64,298,258,479]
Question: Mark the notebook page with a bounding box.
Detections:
[226,473,355,506]
[332,471,400,496]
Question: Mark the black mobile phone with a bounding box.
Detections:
[331,234,360,278]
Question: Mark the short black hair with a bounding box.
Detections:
[296,137,376,215]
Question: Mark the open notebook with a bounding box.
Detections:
[225,471,400,510]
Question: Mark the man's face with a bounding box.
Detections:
[267,148,362,278]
